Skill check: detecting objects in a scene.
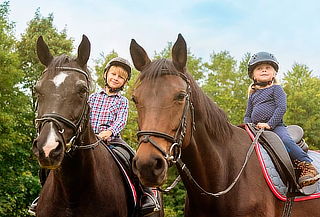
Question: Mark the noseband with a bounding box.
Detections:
[136,72,195,165]
[35,66,98,153]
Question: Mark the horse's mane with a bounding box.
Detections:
[46,54,93,90]
[136,59,233,143]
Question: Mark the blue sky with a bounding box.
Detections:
[7,0,320,77]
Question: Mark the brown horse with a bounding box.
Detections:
[129,34,320,217]
[32,35,157,217]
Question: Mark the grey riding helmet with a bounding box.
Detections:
[248,52,279,79]
[104,57,132,81]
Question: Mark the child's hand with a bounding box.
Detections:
[98,130,112,141]
[256,123,271,130]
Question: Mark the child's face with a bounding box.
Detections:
[252,63,276,82]
[106,66,127,89]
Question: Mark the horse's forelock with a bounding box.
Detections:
[137,59,179,82]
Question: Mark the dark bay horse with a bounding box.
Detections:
[32,35,131,217]
[129,34,320,217]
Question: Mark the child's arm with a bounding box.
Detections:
[244,96,253,123]
[267,85,287,129]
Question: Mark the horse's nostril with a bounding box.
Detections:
[153,157,165,176]
[50,142,63,158]
[154,158,163,170]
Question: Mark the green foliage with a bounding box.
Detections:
[202,51,251,124]
[162,168,185,217]
[283,64,320,148]
[0,2,39,216]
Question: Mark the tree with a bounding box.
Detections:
[0,2,39,216]
[202,51,251,124]
[16,9,73,110]
[283,64,320,148]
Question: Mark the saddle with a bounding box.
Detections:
[246,124,315,195]
[287,125,309,152]
[109,138,136,178]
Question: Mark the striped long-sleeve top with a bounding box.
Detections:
[244,85,287,129]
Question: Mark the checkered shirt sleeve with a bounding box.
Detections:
[88,90,129,138]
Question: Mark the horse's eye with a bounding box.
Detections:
[175,93,187,101]
[78,86,88,97]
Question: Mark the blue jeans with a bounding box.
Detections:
[273,125,312,163]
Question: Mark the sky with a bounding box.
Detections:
[7,0,320,77]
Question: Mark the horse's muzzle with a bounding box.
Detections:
[32,136,64,169]
[132,153,168,187]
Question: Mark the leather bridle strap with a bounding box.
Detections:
[38,113,77,131]
[137,131,176,143]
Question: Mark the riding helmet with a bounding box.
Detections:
[248,52,279,79]
[104,57,132,81]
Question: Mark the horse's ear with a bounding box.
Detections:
[172,33,187,72]
[130,39,151,71]
[36,36,53,67]
[76,34,91,67]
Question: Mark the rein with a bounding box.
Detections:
[176,128,264,197]
[35,66,100,153]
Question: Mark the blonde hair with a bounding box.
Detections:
[247,78,280,96]
[105,65,129,81]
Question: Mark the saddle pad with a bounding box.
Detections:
[256,142,320,201]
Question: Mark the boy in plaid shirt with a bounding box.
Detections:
[89,57,160,216]
[88,58,129,141]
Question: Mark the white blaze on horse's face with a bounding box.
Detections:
[43,123,60,157]
[52,72,69,88]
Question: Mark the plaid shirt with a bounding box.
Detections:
[88,89,129,139]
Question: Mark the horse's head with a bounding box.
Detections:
[32,35,91,169]
[130,34,194,187]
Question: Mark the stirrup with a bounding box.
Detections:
[139,192,160,216]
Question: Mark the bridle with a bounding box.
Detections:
[35,66,99,153]
[136,71,195,165]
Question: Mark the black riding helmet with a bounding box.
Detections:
[248,52,279,79]
[104,57,132,92]
[104,57,132,81]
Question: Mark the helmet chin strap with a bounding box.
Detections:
[253,77,274,87]
[105,82,124,93]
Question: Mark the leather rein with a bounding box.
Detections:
[136,71,264,197]
[35,66,100,153]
